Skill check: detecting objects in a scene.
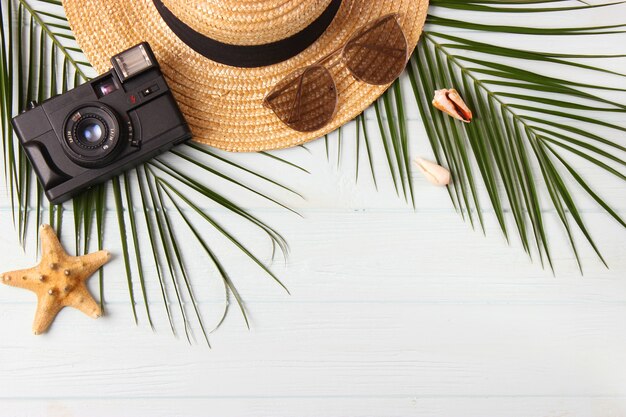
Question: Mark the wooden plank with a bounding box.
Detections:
[0,303,625,398]
[2,397,625,417]
[0,211,624,308]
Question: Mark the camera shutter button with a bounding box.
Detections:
[140,84,159,97]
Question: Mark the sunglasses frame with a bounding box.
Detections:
[263,13,409,132]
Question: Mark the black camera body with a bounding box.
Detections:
[12,42,191,204]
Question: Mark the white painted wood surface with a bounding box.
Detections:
[1,2,626,416]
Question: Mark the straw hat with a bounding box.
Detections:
[64,0,429,152]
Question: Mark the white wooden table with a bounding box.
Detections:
[1,3,626,416]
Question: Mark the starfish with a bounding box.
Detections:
[0,224,110,335]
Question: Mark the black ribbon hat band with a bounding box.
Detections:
[152,0,342,68]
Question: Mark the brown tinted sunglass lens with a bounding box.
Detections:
[342,14,408,85]
[263,65,338,132]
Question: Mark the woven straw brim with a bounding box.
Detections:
[64,0,429,152]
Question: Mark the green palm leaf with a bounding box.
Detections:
[330,0,626,271]
[413,0,626,271]
[0,0,298,343]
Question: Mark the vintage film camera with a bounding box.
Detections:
[12,42,191,204]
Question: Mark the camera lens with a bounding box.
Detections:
[76,119,104,144]
[63,104,123,167]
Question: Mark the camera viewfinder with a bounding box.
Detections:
[93,75,118,98]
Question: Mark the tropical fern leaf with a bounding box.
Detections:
[0,0,298,344]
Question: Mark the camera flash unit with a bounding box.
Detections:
[112,43,156,81]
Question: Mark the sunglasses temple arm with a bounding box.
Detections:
[264,73,305,103]
[349,15,399,42]
[347,42,406,56]
[286,72,307,123]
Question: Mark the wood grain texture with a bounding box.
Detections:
[1,2,626,417]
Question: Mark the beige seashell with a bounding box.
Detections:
[432,89,473,123]
[414,157,451,186]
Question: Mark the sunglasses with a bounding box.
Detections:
[263,14,408,133]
